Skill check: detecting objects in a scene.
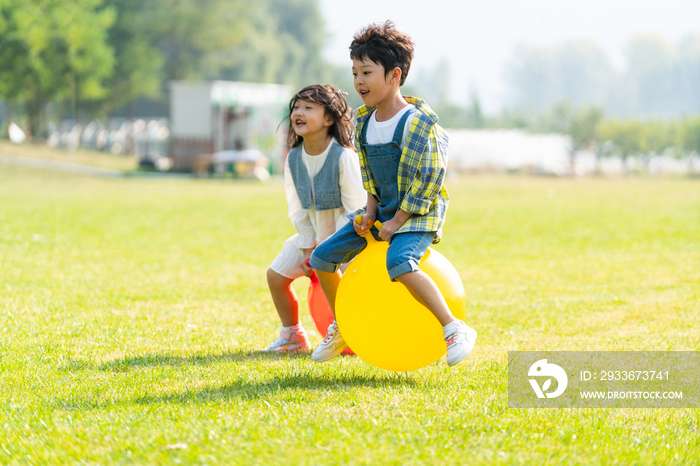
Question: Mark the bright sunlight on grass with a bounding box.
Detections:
[1,165,698,465]
[0,140,138,172]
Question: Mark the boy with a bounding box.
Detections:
[308,21,477,366]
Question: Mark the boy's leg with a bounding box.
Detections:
[309,221,370,313]
[315,261,353,314]
[309,221,370,274]
[315,269,341,314]
[386,232,449,319]
[394,270,454,326]
[308,221,368,362]
[387,232,478,366]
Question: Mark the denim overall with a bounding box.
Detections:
[362,108,414,224]
[309,107,434,281]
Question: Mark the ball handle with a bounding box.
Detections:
[354,215,383,244]
[305,258,317,279]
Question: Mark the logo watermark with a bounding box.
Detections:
[509,351,700,408]
[528,359,568,398]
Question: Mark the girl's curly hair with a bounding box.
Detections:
[285,84,354,149]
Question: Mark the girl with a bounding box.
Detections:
[262,84,365,353]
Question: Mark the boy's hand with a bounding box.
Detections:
[353,213,375,237]
[300,249,314,277]
[379,210,412,241]
[378,217,401,241]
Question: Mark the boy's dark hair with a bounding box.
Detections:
[286,84,354,149]
[349,20,414,86]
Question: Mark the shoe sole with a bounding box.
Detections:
[447,327,478,366]
[283,345,312,354]
[311,341,349,363]
[262,343,312,354]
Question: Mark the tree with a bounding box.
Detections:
[417,59,475,129]
[568,106,604,174]
[681,117,700,174]
[217,0,330,89]
[98,0,164,118]
[464,91,484,129]
[638,119,670,172]
[504,40,614,113]
[0,0,115,138]
[598,119,645,174]
[502,35,700,119]
[536,101,573,134]
[413,58,451,106]
[524,101,603,174]
[268,0,328,86]
[675,34,700,116]
[683,118,700,153]
[0,0,29,137]
[138,0,250,82]
[2,0,336,134]
[623,34,676,118]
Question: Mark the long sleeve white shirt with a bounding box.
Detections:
[284,139,365,249]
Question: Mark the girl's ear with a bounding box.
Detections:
[324,114,334,127]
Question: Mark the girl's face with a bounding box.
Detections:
[290,99,332,139]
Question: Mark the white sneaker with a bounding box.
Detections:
[445,321,477,366]
[311,321,348,363]
[262,326,311,353]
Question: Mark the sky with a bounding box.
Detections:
[319,0,700,113]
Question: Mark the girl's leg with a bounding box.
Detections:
[266,268,299,327]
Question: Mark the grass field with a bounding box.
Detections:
[0,140,138,171]
[1,164,698,465]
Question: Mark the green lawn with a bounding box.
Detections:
[0,140,138,171]
[1,165,698,465]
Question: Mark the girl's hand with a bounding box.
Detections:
[353,213,375,237]
[301,250,314,277]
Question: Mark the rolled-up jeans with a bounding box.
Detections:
[309,222,434,282]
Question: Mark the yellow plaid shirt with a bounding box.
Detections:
[352,96,450,243]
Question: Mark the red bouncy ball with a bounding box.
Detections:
[307,272,354,355]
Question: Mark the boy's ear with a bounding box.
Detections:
[389,67,402,84]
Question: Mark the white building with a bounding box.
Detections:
[169,81,292,173]
[447,129,573,176]
[447,129,697,176]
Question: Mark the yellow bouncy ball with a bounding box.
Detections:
[335,217,466,371]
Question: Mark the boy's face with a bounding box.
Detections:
[352,57,399,108]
